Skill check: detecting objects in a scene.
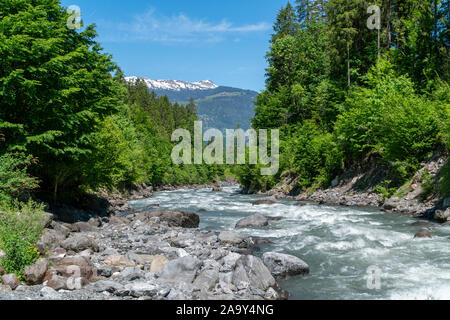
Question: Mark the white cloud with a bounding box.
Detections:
[100,8,271,43]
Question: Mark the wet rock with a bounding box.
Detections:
[414,229,432,238]
[252,198,277,206]
[2,274,20,290]
[212,186,222,192]
[409,221,431,227]
[23,259,48,285]
[218,231,246,245]
[434,209,450,222]
[235,215,269,228]
[61,235,99,253]
[262,252,310,278]
[140,210,200,228]
[158,256,202,284]
[232,255,276,292]
[150,255,169,272]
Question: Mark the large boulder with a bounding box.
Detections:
[232,255,277,291]
[40,212,54,228]
[252,198,277,206]
[414,229,432,238]
[218,231,246,245]
[1,274,20,290]
[158,256,202,284]
[193,269,219,290]
[139,210,200,228]
[23,259,48,285]
[71,222,97,233]
[236,214,269,228]
[150,255,169,272]
[61,235,99,253]
[48,256,97,281]
[434,209,450,222]
[39,229,67,250]
[262,252,310,278]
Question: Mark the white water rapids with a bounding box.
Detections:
[129,185,450,300]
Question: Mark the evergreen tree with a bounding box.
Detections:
[0,0,125,199]
[272,2,300,43]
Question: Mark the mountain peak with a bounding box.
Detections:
[125,76,218,91]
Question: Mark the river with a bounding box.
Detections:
[129,185,450,300]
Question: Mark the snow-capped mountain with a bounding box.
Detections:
[125,76,218,91]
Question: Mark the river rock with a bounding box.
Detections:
[252,198,277,206]
[212,186,222,192]
[409,221,431,227]
[414,229,432,238]
[103,255,136,268]
[434,209,450,222]
[61,235,99,253]
[91,280,124,294]
[2,274,20,290]
[150,255,169,272]
[40,286,62,300]
[72,221,97,233]
[193,269,219,290]
[23,259,48,285]
[145,210,200,228]
[235,214,269,228]
[158,256,202,284]
[218,231,245,245]
[39,229,67,250]
[262,252,310,278]
[120,267,145,281]
[126,282,159,298]
[46,275,67,291]
[232,255,276,292]
[40,212,54,228]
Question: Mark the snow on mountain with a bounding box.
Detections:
[125,76,218,91]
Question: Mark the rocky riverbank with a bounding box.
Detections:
[0,193,309,300]
[262,150,449,222]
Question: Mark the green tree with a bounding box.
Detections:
[0,0,125,199]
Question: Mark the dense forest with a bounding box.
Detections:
[0,0,227,208]
[237,0,450,197]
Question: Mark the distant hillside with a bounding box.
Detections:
[125,77,257,132]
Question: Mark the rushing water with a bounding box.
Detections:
[129,185,450,300]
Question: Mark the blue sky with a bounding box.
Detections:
[60,0,289,91]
